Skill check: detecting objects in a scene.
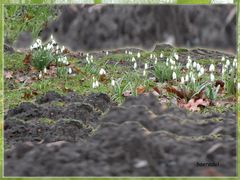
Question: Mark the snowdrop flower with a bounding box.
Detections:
[170,65,174,70]
[166,61,169,66]
[137,52,141,58]
[95,81,99,87]
[209,64,215,72]
[174,52,179,60]
[43,67,47,74]
[86,53,89,57]
[86,56,90,64]
[222,67,226,74]
[233,58,237,67]
[132,57,136,62]
[111,79,115,87]
[187,55,191,61]
[154,58,158,64]
[186,62,191,69]
[92,81,96,88]
[60,46,65,53]
[196,63,201,71]
[99,68,106,75]
[36,39,42,45]
[191,76,196,84]
[181,77,185,84]
[68,68,72,74]
[133,62,137,70]
[125,50,128,54]
[47,43,52,50]
[172,72,177,80]
[144,63,148,70]
[200,67,204,75]
[39,71,43,79]
[197,72,202,77]
[238,82,240,90]
[221,56,225,61]
[90,55,94,63]
[193,61,197,68]
[43,47,47,50]
[210,73,215,82]
[185,74,189,82]
[226,59,230,67]
[106,51,109,55]
[143,70,146,76]
[150,54,153,59]
[160,53,163,58]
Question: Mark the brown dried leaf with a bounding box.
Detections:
[4,71,13,79]
[23,53,32,65]
[136,86,145,95]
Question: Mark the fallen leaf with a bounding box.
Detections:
[122,90,132,97]
[165,86,185,99]
[4,71,13,79]
[23,53,32,65]
[183,98,209,112]
[99,74,108,83]
[137,86,145,94]
[215,80,224,93]
[153,86,161,94]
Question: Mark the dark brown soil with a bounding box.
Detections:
[4,92,236,176]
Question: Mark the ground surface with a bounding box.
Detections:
[4,92,236,176]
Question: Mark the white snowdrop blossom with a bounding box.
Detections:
[166,61,169,66]
[143,70,146,76]
[209,64,215,72]
[92,81,96,88]
[99,68,106,75]
[144,63,148,70]
[160,53,163,58]
[185,74,189,82]
[233,58,237,67]
[181,76,185,84]
[154,58,158,64]
[170,65,174,70]
[125,50,128,54]
[172,72,177,80]
[193,61,197,68]
[95,80,99,87]
[221,56,225,61]
[86,56,90,64]
[200,67,204,75]
[61,46,65,53]
[174,52,179,60]
[106,51,109,55]
[222,67,226,74]
[187,55,191,61]
[90,55,94,63]
[68,68,72,74]
[133,62,137,69]
[191,76,196,84]
[186,62,191,69]
[132,57,136,62]
[150,54,153,59]
[210,73,215,82]
[39,71,43,79]
[43,67,47,74]
[47,43,53,50]
[196,63,201,71]
[137,52,141,58]
[111,79,115,87]
[226,59,230,67]
[238,83,240,90]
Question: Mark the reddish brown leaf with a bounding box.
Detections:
[23,53,32,65]
[153,86,161,94]
[215,80,225,93]
[137,86,145,94]
[99,74,108,83]
[165,86,185,99]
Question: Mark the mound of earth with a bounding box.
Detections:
[4,92,236,176]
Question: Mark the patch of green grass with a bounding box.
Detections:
[4,5,56,45]
[4,52,27,71]
[39,117,56,125]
